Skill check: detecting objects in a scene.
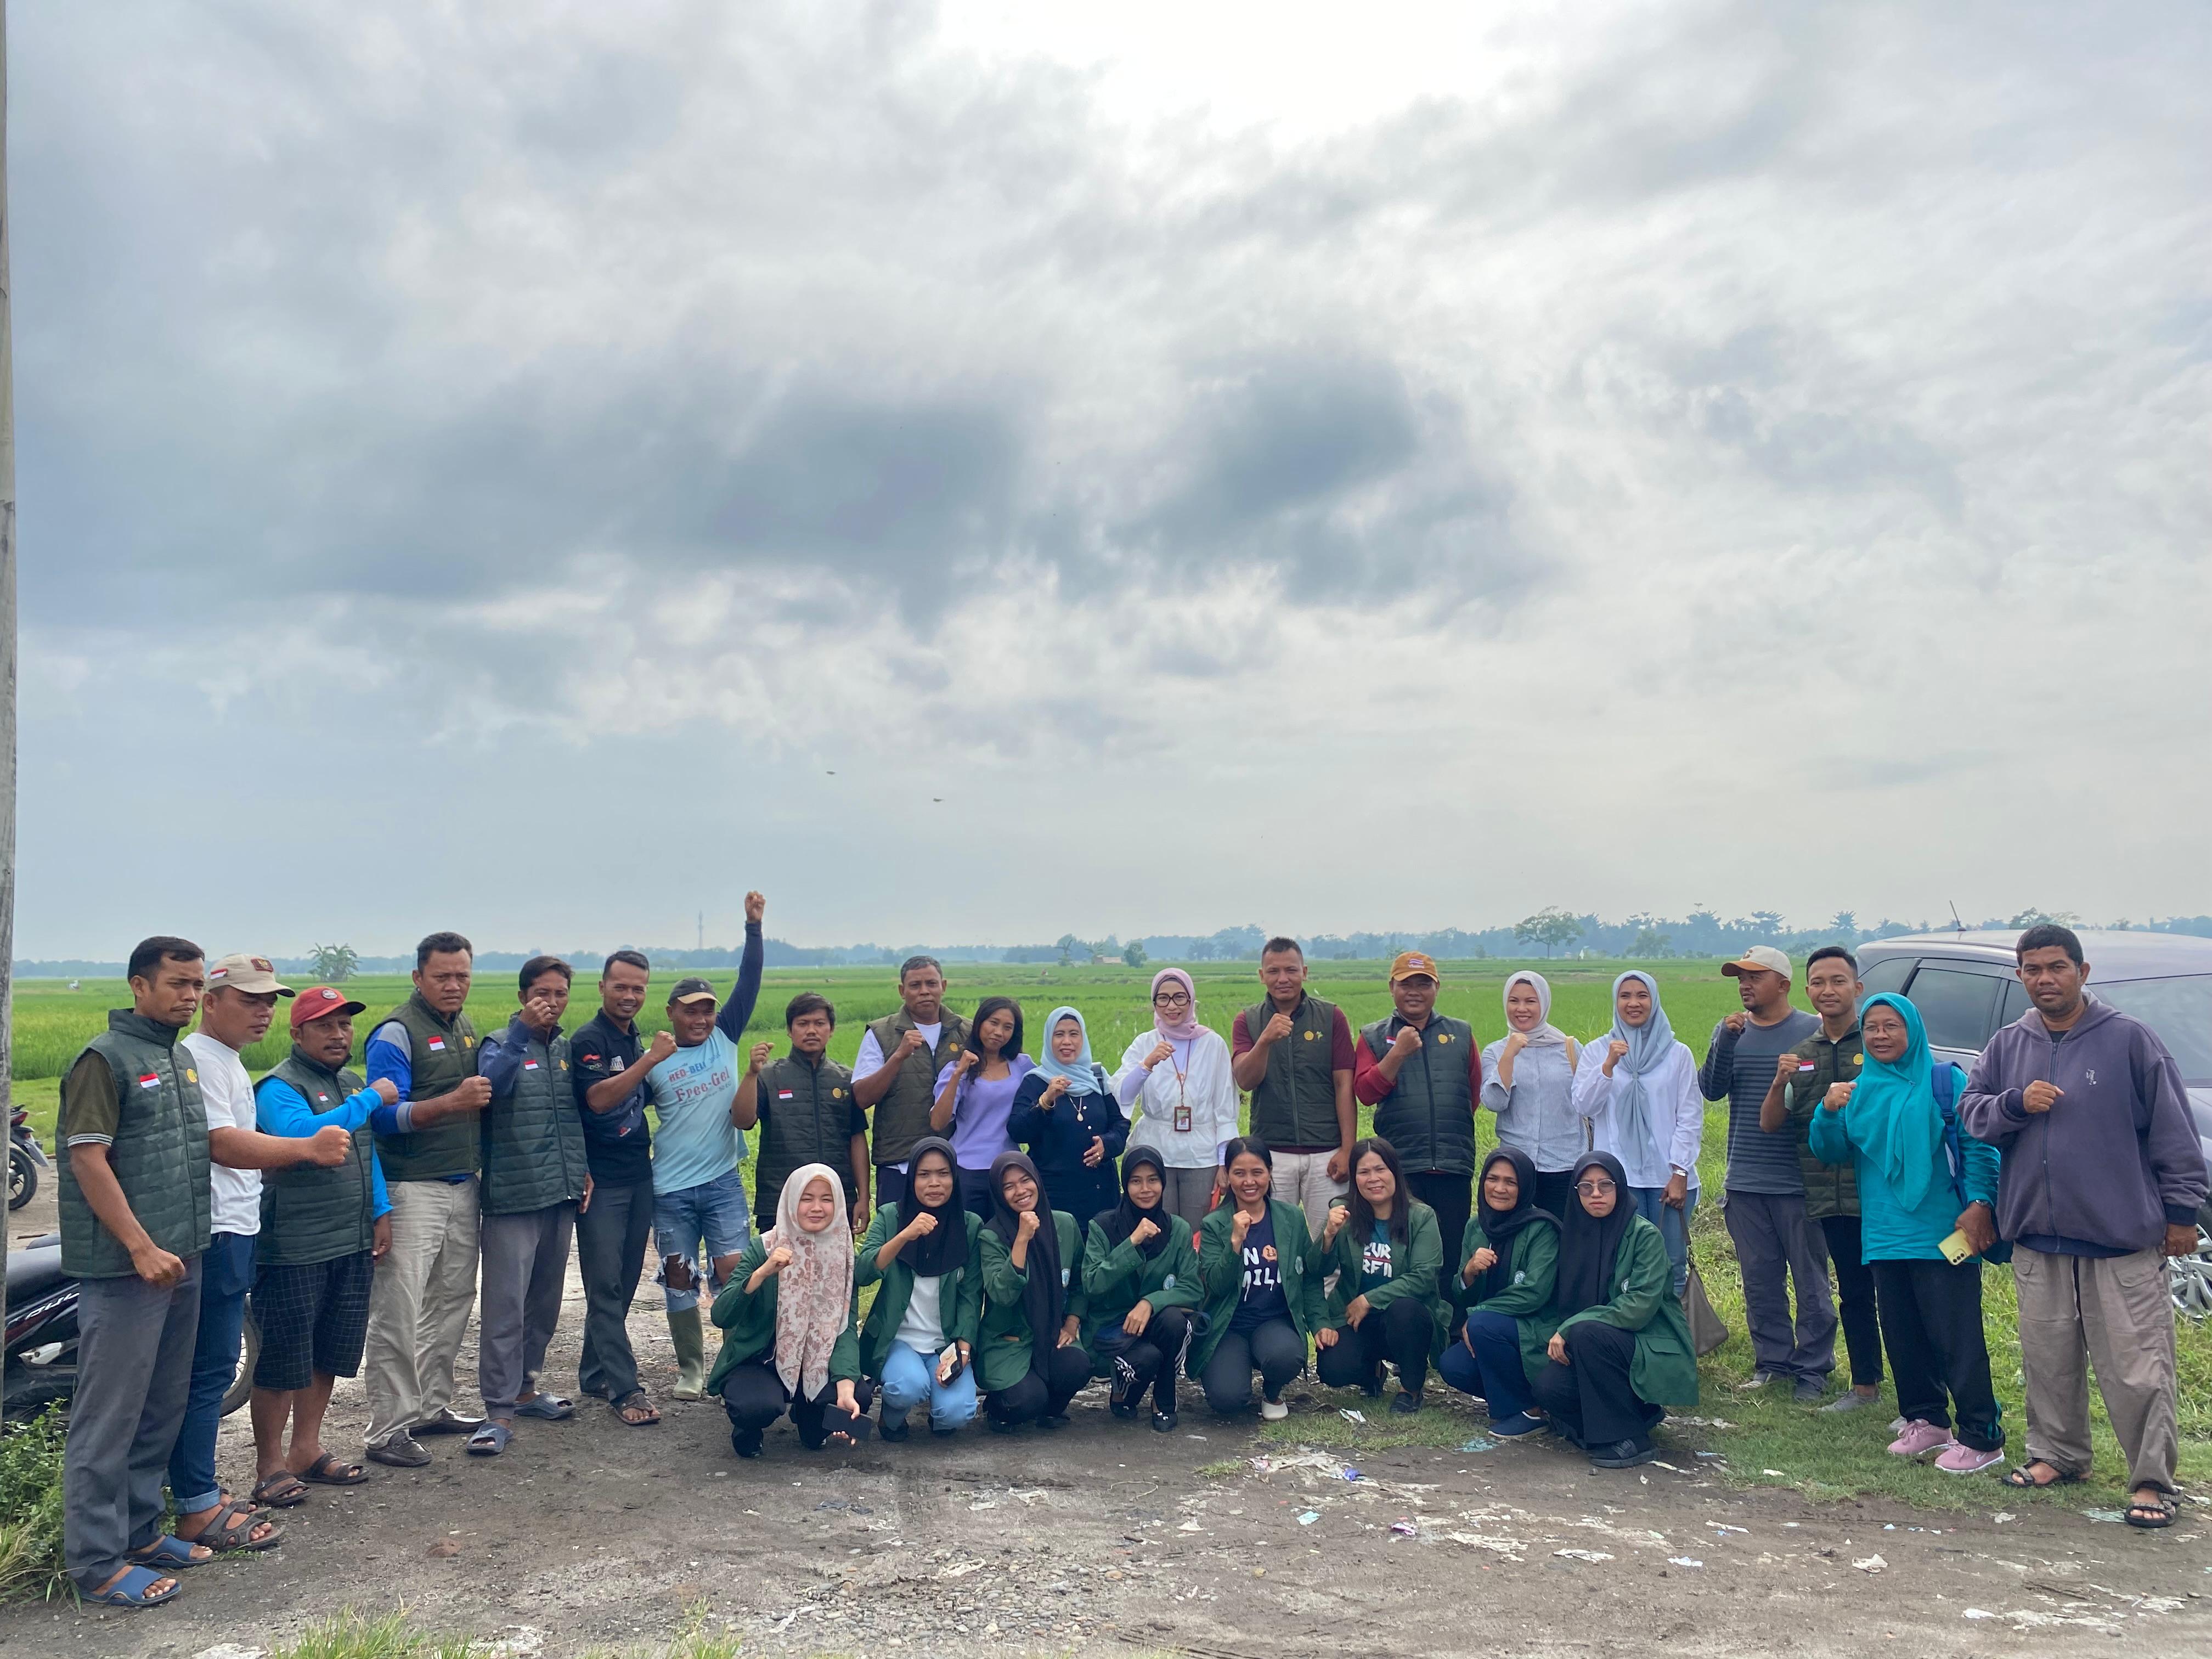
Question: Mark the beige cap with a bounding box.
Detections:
[206,954,295,996]
[1722,946,1791,980]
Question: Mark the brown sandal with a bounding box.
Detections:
[611,1391,661,1426]
[177,1497,284,1553]
[297,1451,368,1485]
[251,1470,310,1508]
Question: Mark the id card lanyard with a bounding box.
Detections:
[1171,1038,1194,1133]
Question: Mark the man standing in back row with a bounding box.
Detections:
[1701,946,1830,1403]
[363,932,492,1467]
[1961,924,2207,1530]
[1231,938,1356,1233]
[1353,953,1481,1268]
[854,956,970,1210]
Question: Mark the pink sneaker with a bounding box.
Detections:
[1934,1442,2005,1476]
[1887,1419,1955,1458]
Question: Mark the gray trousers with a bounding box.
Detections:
[1159,1165,1218,1229]
[2014,1245,2180,1493]
[64,1260,202,1590]
[1723,1189,1837,1381]
[479,1202,577,1416]
[575,1180,654,1401]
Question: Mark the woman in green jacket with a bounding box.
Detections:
[1083,1147,1204,1431]
[708,1164,870,1459]
[1192,1137,1327,1420]
[977,1150,1091,1431]
[853,1137,983,1440]
[1438,1147,1560,1436]
[1530,1151,1699,1469]
[1316,1136,1446,1412]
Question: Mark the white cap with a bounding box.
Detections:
[1722,945,1792,980]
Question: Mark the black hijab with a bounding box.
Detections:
[1472,1147,1559,1304]
[1093,1146,1173,1260]
[1554,1151,1638,1316]
[897,1137,966,1279]
[985,1150,1064,1361]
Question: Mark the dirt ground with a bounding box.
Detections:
[4,1193,2209,1659]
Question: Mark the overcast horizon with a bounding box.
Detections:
[14,2,2209,962]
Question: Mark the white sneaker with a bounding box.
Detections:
[1261,1398,1289,1421]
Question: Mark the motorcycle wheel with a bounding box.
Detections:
[3,1364,75,1424]
[221,1309,261,1416]
[7,1143,33,1211]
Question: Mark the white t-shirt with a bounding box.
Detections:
[183,1031,261,1237]
[894,1272,947,1353]
[851,1022,946,1175]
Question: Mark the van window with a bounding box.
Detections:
[1906,967,2003,1051]
[1998,979,2030,1029]
[1858,957,1914,997]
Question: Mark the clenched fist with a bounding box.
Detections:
[747,1041,774,1073]
[1016,1210,1041,1242]
[1262,1012,1295,1045]
[904,1212,939,1241]
[307,1125,353,1167]
[1463,1246,1497,1284]
[1129,1217,1161,1249]
[1602,1039,1630,1076]
[1146,1040,1175,1070]
[2023,1081,2062,1114]
[1822,1082,1855,1113]
[1390,1026,1424,1060]
[647,1029,679,1066]
[761,1245,795,1277]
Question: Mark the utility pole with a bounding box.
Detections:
[1,0,20,1325]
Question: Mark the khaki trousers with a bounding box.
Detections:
[2012,1244,2179,1493]
[363,1176,481,1447]
[1272,1150,1349,1236]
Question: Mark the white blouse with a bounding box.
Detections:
[1569,1038,1704,1193]
[1112,1027,1240,1170]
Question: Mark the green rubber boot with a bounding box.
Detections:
[669,1306,707,1401]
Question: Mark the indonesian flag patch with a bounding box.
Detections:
[137,1073,160,1090]
[427,1037,447,1052]
[523,1059,540,1071]
[776,1090,795,1101]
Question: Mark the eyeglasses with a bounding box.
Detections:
[1575,1179,1617,1197]
[1153,992,1190,1007]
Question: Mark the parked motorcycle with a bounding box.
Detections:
[8,1106,48,1211]
[2,1233,259,1420]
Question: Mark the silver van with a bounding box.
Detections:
[1855,929,2212,1316]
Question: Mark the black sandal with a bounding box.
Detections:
[611,1390,661,1426]
[2124,1492,2177,1530]
[2000,1460,2081,1489]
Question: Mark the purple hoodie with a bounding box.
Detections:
[1960,996,2207,1254]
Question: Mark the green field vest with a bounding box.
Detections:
[1241,995,1345,1150]
[753,1052,858,1214]
[1359,1012,1479,1175]
[257,1051,379,1266]
[479,1024,589,1215]
[58,1012,213,1279]
[865,1009,969,1168]
[374,991,481,1183]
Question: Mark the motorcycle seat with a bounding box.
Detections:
[5,1239,66,1302]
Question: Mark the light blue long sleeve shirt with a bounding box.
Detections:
[255,1073,391,1219]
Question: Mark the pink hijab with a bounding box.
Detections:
[764,1164,854,1400]
[1150,968,1202,1041]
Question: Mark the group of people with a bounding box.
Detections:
[51,915,2207,1610]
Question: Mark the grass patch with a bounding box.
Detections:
[0,1406,69,1605]
[270,1608,748,1659]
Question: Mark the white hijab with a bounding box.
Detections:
[764,1164,854,1401]
[1503,970,1570,1048]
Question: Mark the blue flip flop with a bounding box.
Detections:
[514,1393,574,1421]
[466,1422,514,1456]
[126,1535,211,1570]
[84,1564,182,1608]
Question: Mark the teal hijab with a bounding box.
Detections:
[1030,1005,1105,1096]
[1606,970,1675,1160]
[1844,992,1941,1212]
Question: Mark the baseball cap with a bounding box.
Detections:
[1722,946,1792,979]
[668,977,718,1005]
[1388,951,1440,984]
[207,954,294,997]
[290,984,366,1030]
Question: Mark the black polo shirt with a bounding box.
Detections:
[571,1009,653,1187]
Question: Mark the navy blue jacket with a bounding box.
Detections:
[1007,1068,1127,1223]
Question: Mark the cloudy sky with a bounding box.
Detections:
[13,1,2209,960]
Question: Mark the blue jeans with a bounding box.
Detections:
[1438,1308,1533,1420]
[1630,1184,1697,1297]
[653,1170,752,1312]
[167,1231,255,1514]
[877,1339,978,1431]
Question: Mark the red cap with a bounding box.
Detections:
[291,985,368,1031]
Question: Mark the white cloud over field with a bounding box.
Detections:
[13,1,2210,958]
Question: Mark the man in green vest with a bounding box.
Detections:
[362,931,493,1468]
[1352,952,1483,1280]
[738,992,868,1228]
[466,956,591,1457]
[1230,936,1358,1233]
[853,956,969,1209]
[60,938,351,1608]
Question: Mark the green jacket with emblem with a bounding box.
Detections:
[479,1019,589,1216]
[1551,1215,1700,1407]
[375,991,481,1183]
[864,1010,970,1169]
[754,1052,861,1217]
[1447,1211,1561,1386]
[852,1203,984,1379]
[58,1011,213,1279]
[705,1234,862,1397]
[1079,1212,1201,1359]
[1242,996,1347,1150]
[1188,1198,1328,1375]
[1321,1198,1448,1356]
[1781,1024,1864,1220]
[976,1210,1090,1393]
[257,1050,380,1266]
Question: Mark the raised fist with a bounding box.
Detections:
[308,1125,353,1166]
[647,1030,679,1065]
